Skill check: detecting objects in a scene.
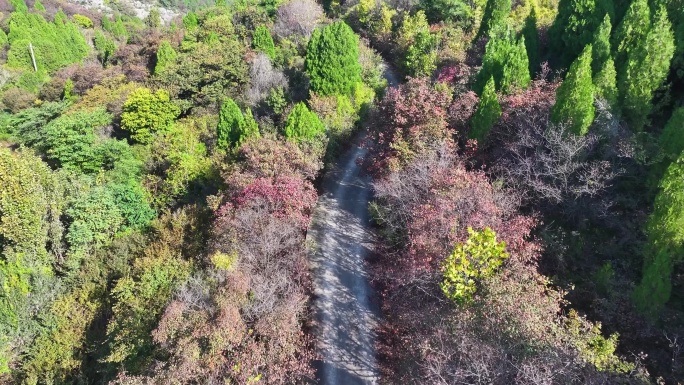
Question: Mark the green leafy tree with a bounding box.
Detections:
[475,33,530,95]
[284,102,326,140]
[404,30,439,76]
[619,6,674,131]
[217,98,244,150]
[521,7,540,75]
[549,0,603,66]
[182,12,199,30]
[242,107,261,144]
[552,45,595,136]
[420,0,473,25]
[306,21,362,96]
[470,77,501,143]
[121,88,180,144]
[476,0,512,40]
[94,30,116,65]
[613,0,649,74]
[145,7,161,29]
[659,108,684,161]
[633,153,684,317]
[252,25,276,59]
[441,227,509,304]
[154,41,177,75]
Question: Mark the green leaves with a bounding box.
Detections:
[121,88,180,144]
[475,33,530,95]
[306,21,362,96]
[552,45,595,136]
[217,99,260,150]
[470,77,501,144]
[252,25,276,60]
[284,102,325,141]
[154,41,178,75]
[441,227,509,304]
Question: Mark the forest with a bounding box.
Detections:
[0,0,683,382]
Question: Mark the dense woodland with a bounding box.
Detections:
[0,0,683,382]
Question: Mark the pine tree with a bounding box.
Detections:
[501,36,531,94]
[476,0,511,40]
[620,6,674,131]
[549,0,602,66]
[154,41,177,75]
[306,21,362,96]
[470,77,501,143]
[521,7,540,76]
[613,0,649,73]
[594,57,618,109]
[217,99,244,150]
[552,45,595,136]
[252,25,276,60]
[284,103,326,140]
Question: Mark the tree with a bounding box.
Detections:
[154,41,177,75]
[94,31,116,65]
[252,25,276,59]
[145,7,161,29]
[594,57,618,109]
[242,108,261,145]
[306,21,362,96]
[549,0,603,66]
[552,45,595,136]
[475,34,530,95]
[420,0,473,25]
[633,153,684,317]
[659,108,684,161]
[441,227,509,304]
[284,102,325,140]
[619,6,675,131]
[592,14,612,75]
[470,77,501,144]
[476,0,512,40]
[521,7,540,76]
[121,88,180,144]
[217,98,244,150]
[404,30,439,77]
[613,0,649,74]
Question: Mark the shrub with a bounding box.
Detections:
[73,14,93,28]
[441,227,509,304]
[154,41,177,75]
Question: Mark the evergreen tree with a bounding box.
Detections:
[476,0,511,40]
[660,108,684,161]
[34,0,45,11]
[113,15,127,40]
[633,153,684,317]
[592,14,612,75]
[240,108,261,145]
[154,41,177,75]
[145,8,161,29]
[284,102,325,140]
[306,21,362,96]
[182,12,199,30]
[619,6,674,131]
[94,31,116,65]
[549,0,602,66]
[552,45,595,136]
[252,25,276,60]
[470,77,501,143]
[404,30,439,76]
[613,0,649,73]
[521,7,540,76]
[594,57,618,109]
[217,99,244,150]
[475,33,530,95]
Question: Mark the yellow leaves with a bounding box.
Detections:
[211,251,238,271]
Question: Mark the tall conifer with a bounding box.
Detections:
[552,45,595,136]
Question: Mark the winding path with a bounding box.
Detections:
[307,64,399,385]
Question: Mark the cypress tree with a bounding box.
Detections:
[240,108,260,145]
[154,41,177,74]
[113,15,127,40]
[613,0,649,73]
[594,57,618,109]
[592,14,612,75]
[521,7,539,76]
[659,108,684,161]
[475,33,530,95]
[470,77,501,144]
[94,30,116,65]
[145,8,161,29]
[476,0,512,40]
[633,153,684,317]
[217,99,244,150]
[306,21,362,96]
[284,103,326,140]
[620,6,674,131]
[551,45,595,136]
[252,25,276,60]
[34,0,45,11]
[549,0,602,66]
